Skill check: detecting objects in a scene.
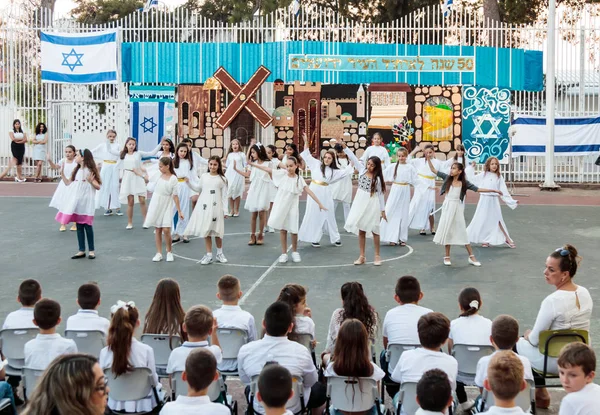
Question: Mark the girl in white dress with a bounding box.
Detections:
[467,157,518,248]
[47,144,78,232]
[171,143,198,243]
[426,158,502,267]
[341,142,387,266]
[224,139,246,217]
[330,142,353,222]
[360,132,391,168]
[282,143,306,171]
[92,130,123,216]
[32,122,48,183]
[249,156,326,263]
[298,133,353,248]
[143,137,174,180]
[407,144,442,235]
[264,144,279,233]
[185,156,229,265]
[143,157,183,263]
[56,149,102,259]
[233,143,271,246]
[440,143,474,180]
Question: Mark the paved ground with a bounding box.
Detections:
[1,182,599,414]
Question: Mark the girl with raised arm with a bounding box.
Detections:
[47,145,78,232]
[92,130,122,216]
[407,144,442,235]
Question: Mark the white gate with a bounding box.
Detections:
[47,102,74,177]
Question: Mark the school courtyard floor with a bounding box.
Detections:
[1,181,599,414]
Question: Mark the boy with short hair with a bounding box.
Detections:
[416,369,453,415]
[213,275,257,372]
[2,279,42,330]
[160,348,230,414]
[257,364,294,415]
[24,298,78,371]
[482,351,528,414]
[66,282,110,334]
[558,343,599,415]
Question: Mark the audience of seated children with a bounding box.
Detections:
[143,278,187,341]
[447,287,492,412]
[99,302,163,413]
[160,348,230,414]
[24,299,78,371]
[237,301,325,415]
[257,364,295,415]
[558,343,599,415]
[213,275,257,372]
[481,351,528,414]
[277,284,316,343]
[391,312,458,413]
[66,282,110,334]
[415,369,454,415]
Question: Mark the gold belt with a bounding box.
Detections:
[103,160,117,164]
[311,180,329,186]
[394,182,409,186]
[418,174,435,180]
[178,178,186,182]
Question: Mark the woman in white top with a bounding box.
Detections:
[92,129,123,216]
[47,144,78,232]
[516,244,593,409]
[0,119,28,182]
[32,122,48,182]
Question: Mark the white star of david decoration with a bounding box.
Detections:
[471,112,502,139]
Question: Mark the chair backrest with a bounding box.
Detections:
[452,344,495,376]
[482,380,534,412]
[0,328,39,362]
[386,344,420,374]
[171,371,188,397]
[327,376,378,412]
[538,329,588,358]
[140,334,182,366]
[64,330,106,357]
[23,368,44,399]
[216,328,248,359]
[398,382,419,415]
[104,367,155,402]
[293,333,313,351]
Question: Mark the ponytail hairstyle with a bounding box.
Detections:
[320,149,339,180]
[173,142,193,170]
[458,287,482,317]
[484,156,501,177]
[208,155,227,183]
[108,303,139,376]
[119,137,137,160]
[250,143,269,162]
[159,156,176,175]
[339,282,378,339]
[393,147,409,180]
[549,244,581,278]
[72,149,102,185]
[277,283,307,340]
[367,156,386,195]
[443,162,467,196]
[161,137,175,154]
[332,319,373,378]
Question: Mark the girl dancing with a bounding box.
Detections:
[47,145,78,232]
[223,139,246,217]
[407,144,442,235]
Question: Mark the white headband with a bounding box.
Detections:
[110,300,136,314]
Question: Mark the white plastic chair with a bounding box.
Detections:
[248,374,306,415]
[395,381,419,415]
[104,367,163,414]
[293,333,316,366]
[171,371,237,414]
[22,367,44,400]
[216,327,249,375]
[325,376,383,414]
[385,344,420,375]
[140,333,181,374]
[0,398,12,412]
[65,330,106,358]
[451,344,495,383]
[480,380,535,413]
[0,328,39,376]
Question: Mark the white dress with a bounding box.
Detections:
[267,170,307,234]
[172,159,198,236]
[441,156,474,180]
[143,175,179,228]
[268,159,279,202]
[224,152,246,199]
[298,149,353,244]
[408,157,442,231]
[244,161,272,212]
[380,163,418,244]
[360,145,391,168]
[93,141,121,210]
[49,159,77,209]
[184,173,228,238]
[343,148,385,235]
[432,185,469,246]
[144,151,173,180]
[32,133,46,161]
[467,172,517,245]
[330,158,353,204]
[55,168,97,226]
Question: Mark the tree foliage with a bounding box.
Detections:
[71,0,144,24]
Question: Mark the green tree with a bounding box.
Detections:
[71,0,144,24]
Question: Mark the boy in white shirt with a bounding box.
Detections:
[360,132,391,168]
[24,299,78,371]
[257,364,294,415]
[66,283,110,334]
[482,351,528,414]
[558,343,599,415]
[160,348,230,414]
[212,275,257,373]
[415,369,454,415]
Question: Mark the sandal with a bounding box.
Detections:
[482,243,490,248]
[353,256,366,265]
[443,256,451,266]
[389,242,397,246]
[373,255,382,266]
[256,233,264,245]
[431,228,436,235]
[505,239,516,249]
[248,234,257,245]
[399,241,406,246]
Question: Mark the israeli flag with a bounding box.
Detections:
[131,102,165,154]
[144,0,159,11]
[291,0,301,16]
[41,30,117,84]
[442,0,453,17]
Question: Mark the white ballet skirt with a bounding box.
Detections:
[55,168,97,226]
[92,141,121,210]
[380,163,418,244]
[49,159,77,209]
[184,173,228,238]
[267,170,306,233]
[119,154,147,204]
[330,158,353,204]
[466,172,517,245]
[433,185,469,246]
[408,157,442,231]
[32,134,46,161]
[172,159,198,236]
[224,152,247,199]
[143,175,179,228]
[244,162,272,212]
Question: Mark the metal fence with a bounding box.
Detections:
[0,4,599,182]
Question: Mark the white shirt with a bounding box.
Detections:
[66,309,111,335]
[294,315,315,338]
[2,307,36,329]
[323,361,385,382]
[383,304,433,345]
[474,350,534,388]
[24,333,78,370]
[167,341,223,374]
[213,305,257,372]
[238,335,318,414]
[449,315,493,346]
[482,407,529,415]
[391,348,458,390]
[360,145,391,168]
[160,395,230,415]
[559,383,600,415]
[416,410,445,415]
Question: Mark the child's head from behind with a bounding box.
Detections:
[143,278,185,337]
[217,275,242,303]
[491,315,519,350]
[264,301,293,337]
[484,351,525,401]
[277,283,307,315]
[418,312,450,349]
[184,305,214,339]
[458,287,482,317]
[417,369,452,412]
[184,348,218,393]
[108,303,140,375]
[394,275,422,305]
[34,298,61,330]
[18,279,42,307]
[77,283,101,310]
[558,343,596,393]
[257,364,293,409]
[332,319,373,378]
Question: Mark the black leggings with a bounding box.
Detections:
[76,223,95,252]
[456,381,467,403]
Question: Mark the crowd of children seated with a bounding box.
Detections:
[0,256,596,415]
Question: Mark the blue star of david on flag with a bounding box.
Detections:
[141,117,158,133]
[61,48,84,72]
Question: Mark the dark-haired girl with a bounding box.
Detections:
[223,139,246,217]
[277,284,316,341]
[341,142,387,266]
[47,145,78,232]
[32,122,48,182]
[427,158,501,267]
[0,119,27,182]
[144,137,175,179]
[171,143,198,243]
[282,142,306,170]
[56,149,102,259]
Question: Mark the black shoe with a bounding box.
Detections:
[172,238,181,243]
[334,241,342,247]
[71,253,86,259]
[182,238,190,243]
[419,230,426,235]
[311,242,321,247]
[13,394,24,406]
[88,254,96,259]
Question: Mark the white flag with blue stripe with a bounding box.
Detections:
[442,0,453,17]
[41,30,118,84]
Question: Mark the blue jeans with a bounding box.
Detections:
[0,381,17,415]
[76,223,95,252]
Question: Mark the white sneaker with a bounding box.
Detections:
[268,226,275,233]
[459,400,475,412]
[200,254,213,265]
[152,253,162,262]
[291,252,301,263]
[278,254,288,263]
[126,224,133,230]
[166,252,174,262]
[216,253,228,263]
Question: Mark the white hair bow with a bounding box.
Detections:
[469,300,479,310]
[110,300,136,314]
[255,142,263,148]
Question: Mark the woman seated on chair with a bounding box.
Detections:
[324,319,385,415]
[515,244,593,409]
